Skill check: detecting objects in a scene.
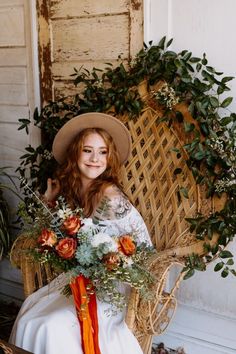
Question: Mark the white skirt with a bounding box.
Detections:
[10,274,143,354]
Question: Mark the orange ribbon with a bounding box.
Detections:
[70,275,101,354]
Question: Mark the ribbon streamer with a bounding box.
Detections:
[70,275,101,354]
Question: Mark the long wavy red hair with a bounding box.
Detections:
[55,128,122,216]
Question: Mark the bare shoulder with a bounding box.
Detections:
[93,185,132,221]
[103,184,123,198]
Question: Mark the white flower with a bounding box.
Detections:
[91,232,118,252]
[42,149,53,160]
[82,218,94,227]
[153,83,179,110]
[123,257,134,267]
[57,208,72,220]
[81,218,97,233]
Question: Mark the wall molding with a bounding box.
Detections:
[154,303,236,354]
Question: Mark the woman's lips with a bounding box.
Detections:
[86,165,100,168]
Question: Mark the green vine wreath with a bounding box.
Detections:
[17,37,236,279]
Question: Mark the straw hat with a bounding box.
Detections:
[52,112,132,164]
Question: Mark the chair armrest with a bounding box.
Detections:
[10,234,58,297]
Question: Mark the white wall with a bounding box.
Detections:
[144,0,236,352]
[144,0,236,112]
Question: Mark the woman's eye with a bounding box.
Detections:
[83,149,92,153]
[100,150,107,155]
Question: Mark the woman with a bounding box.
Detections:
[10,112,152,354]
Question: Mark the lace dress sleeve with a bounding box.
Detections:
[92,186,152,246]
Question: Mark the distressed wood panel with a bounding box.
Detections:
[0,67,27,84]
[130,0,143,57]
[52,15,129,62]
[51,0,129,18]
[0,48,27,66]
[37,0,52,103]
[37,0,144,102]
[0,105,29,123]
[0,84,27,105]
[52,59,127,81]
[0,5,25,46]
[53,81,81,99]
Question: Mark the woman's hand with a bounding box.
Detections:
[43,178,60,202]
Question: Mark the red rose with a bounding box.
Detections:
[56,238,77,259]
[118,235,136,256]
[63,216,82,235]
[38,229,57,247]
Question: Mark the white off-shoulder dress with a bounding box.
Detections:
[10,192,152,354]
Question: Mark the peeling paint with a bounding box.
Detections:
[38,15,50,48]
[40,42,52,100]
[131,0,141,11]
[37,0,53,103]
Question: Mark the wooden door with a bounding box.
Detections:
[36,0,144,103]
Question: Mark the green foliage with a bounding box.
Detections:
[17,100,81,195]
[182,253,206,280]
[17,36,236,279]
[0,167,20,259]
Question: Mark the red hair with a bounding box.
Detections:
[56,128,122,216]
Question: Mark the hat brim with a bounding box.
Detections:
[52,112,132,164]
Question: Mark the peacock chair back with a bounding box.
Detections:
[120,81,214,353]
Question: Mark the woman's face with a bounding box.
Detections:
[78,132,108,186]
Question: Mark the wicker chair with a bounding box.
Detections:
[11,80,223,354]
[0,339,33,354]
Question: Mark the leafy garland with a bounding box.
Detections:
[17,37,236,279]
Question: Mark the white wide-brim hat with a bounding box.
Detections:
[52,112,132,164]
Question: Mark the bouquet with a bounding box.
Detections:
[19,193,155,311]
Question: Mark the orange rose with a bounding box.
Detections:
[118,235,136,256]
[38,229,57,247]
[103,252,120,270]
[56,238,77,259]
[63,216,82,235]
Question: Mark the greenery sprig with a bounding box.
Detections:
[17,36,236,279]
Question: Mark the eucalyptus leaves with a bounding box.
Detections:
[17,37,236,278]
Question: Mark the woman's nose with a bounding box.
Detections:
[90,152,99,162]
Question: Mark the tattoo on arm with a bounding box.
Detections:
[93,189,132,222]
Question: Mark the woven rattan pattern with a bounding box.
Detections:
[121,107,200,251]
[0,341,13,354]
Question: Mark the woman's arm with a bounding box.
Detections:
[93,185,152,245]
